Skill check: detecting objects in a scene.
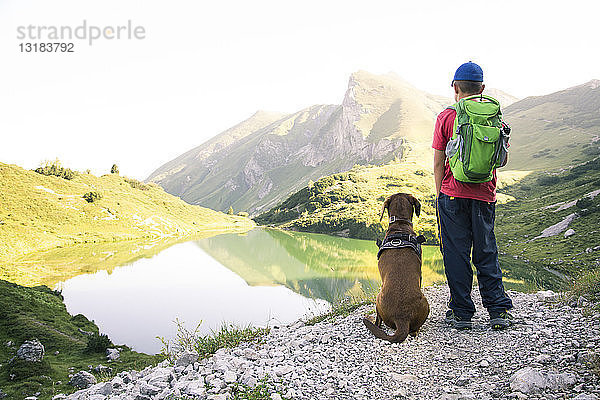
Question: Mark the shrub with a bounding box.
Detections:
[124,177,150,190]
[83,191,102,203]
[85,333,113,354]
[537,175,561,186]
[5,357,52,380]
[110,164,119,174]
[237,212,249,217]
[34,160,76,180]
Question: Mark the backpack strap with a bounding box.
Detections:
[446,105,456,111]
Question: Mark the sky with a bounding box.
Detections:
[1,0,599,180]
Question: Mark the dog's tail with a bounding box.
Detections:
[362,317,409,343]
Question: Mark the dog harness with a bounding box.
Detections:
[376,233,426,260]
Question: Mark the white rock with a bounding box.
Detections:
[509,367,546,394]
[536,290,560,302]
[546,372,576,391]
[106,348,120,361]
[564,228,576,238]
[183,381,206,397]
[573,394,599,400]
[223,370,237,383]
[69,371,97,389]
[139,382,161,396]
[391,373,419,384]
[271,394,282,400]
[244,348,260,361]
[175,351,199,367]
[17,339,45,362]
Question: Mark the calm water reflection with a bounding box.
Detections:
[57,228,560,353]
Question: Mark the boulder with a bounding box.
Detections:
[69,371,97,389]
[0,389,6,399]
[564,228,576,238]
[16,339,45,362]
[174,351,199,368]
[51,395,66,400]
[509,367,546,394]
[106,348,120,361]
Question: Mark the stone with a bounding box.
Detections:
[243,348,260,361]
[16,339,45,362]
[140,382,161,396]
[183,381,206,397]
[391,373,419,384]
[573,394,599,400]
[119,371,133,384]
[175,350,199,368]
[111,376,124,389]
[69,371,97,389]
[536,290,560,303]
[509,367,546,394]
[223,370,237,383]
[106,348,120,361]
[546,372,576,391]
[0,389,6,399]
[24,397,38,400]
[208,395,228,400]
[564,228,576,238]
[271,394,282,400]
[51,395,66,400]
[92,382,113,396]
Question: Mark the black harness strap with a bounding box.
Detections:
[376,233,426,260]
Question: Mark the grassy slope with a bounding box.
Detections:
[495,157,600,294]
[0,162,254,284]
[0,280,161,400]
[504,80,600,170]
[255,144,524,244]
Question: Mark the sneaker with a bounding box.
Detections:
[444,310,472,330]
[489,310,514,330]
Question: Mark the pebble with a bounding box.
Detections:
[64,286,600,400]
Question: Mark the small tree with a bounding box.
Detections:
[110,164,119,174]
[227,206,234,215]
[83,191,102,203]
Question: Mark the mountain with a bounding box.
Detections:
[504,79,600,170]
[147,71,450,215]
[0,162,253,273]
[486,88,520,108]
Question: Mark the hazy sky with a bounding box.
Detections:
[1,0,598,180]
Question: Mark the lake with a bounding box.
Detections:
[53,228,558,354]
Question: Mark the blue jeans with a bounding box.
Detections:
[437,192,513,320]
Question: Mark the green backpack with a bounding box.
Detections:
[445,94,510,183]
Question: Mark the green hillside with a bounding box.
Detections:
[495,156,600,300]
[0,279,160,400]
[505,79,600,170]
[0,162,254,284]
[254,145,523,244]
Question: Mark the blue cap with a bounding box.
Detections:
[452,61,483,86]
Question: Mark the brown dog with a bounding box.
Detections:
[363,193,430,343]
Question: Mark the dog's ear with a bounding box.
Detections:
[379,196,391,222]
[408,194,421,217]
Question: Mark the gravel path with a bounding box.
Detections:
[65,285,600,400]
